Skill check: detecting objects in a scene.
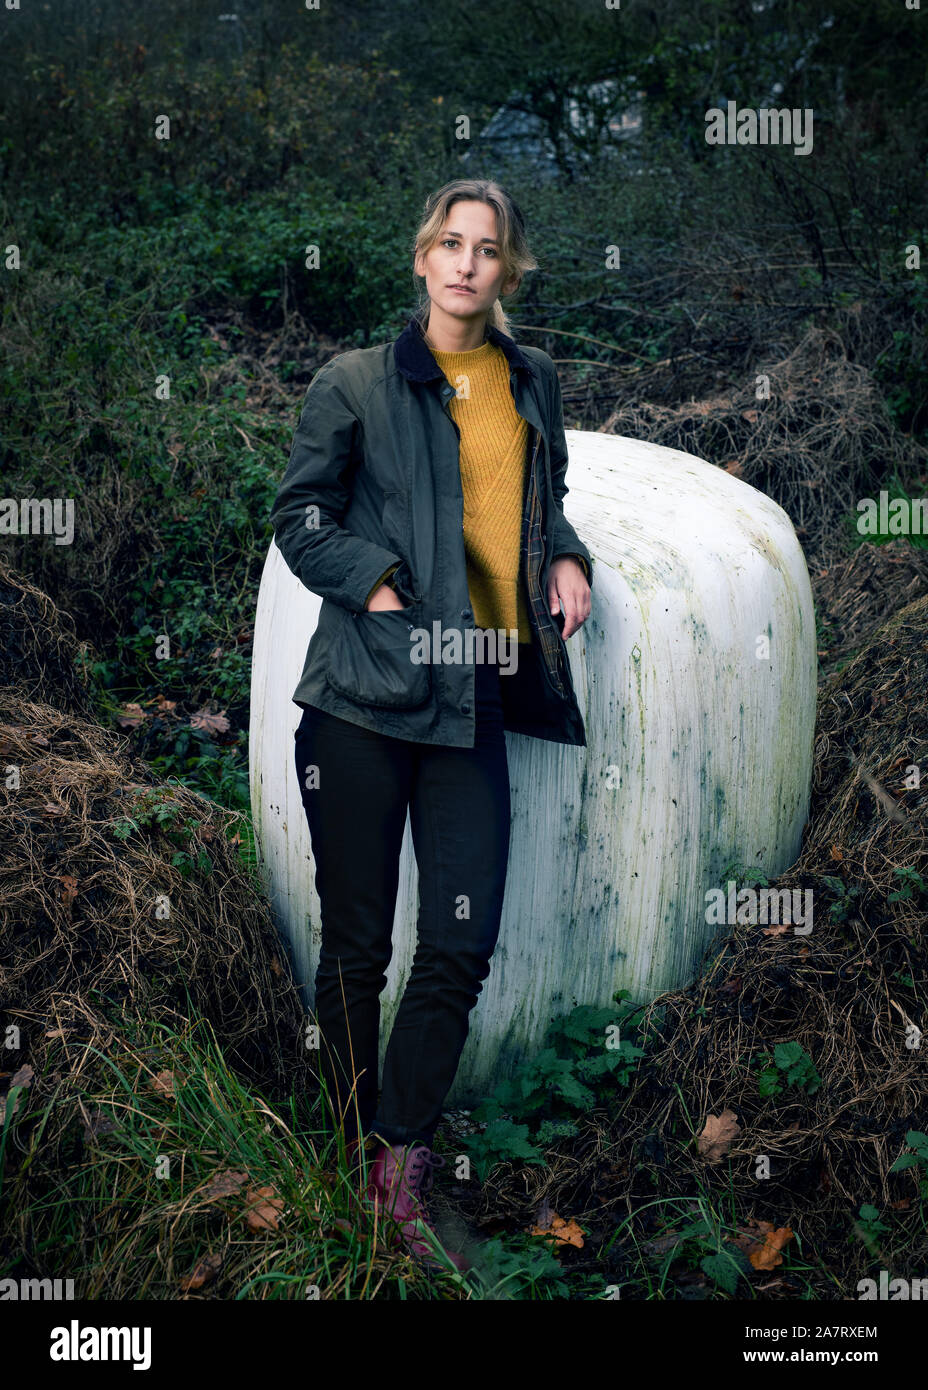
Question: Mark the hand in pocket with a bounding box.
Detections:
[366,583,406,612]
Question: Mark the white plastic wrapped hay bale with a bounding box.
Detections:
[250,429,816,1103]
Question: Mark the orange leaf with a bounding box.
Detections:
[150,1070,177,1098]
[530,1210,584,1248]
[550,1216,585,1248]
[746,1223,793,1270]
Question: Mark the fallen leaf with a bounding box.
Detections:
[117,703,148,729]
[201,1169,249,1202]
[190,709,230,735]
[179,1251,222,1292]
[530,1210,584,1248]
[1,1063,34,1117]
[761,924,790,937]
[81,1106,120,1139]
[150,1070,177,1098]
[698,1109,741,1164]
[551,1216,585,1248]
[830,844,844,861]
[244,1184,284,1231]
[731,1226,761,1254]
[642,1229,682,1257]
[745,1221,793,1270]
[60,874,78,913]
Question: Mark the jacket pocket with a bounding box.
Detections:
[327,603,432,710]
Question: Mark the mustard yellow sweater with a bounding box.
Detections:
[429,339,533,642]
[364,338,588,626]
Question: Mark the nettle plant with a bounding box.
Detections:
[889,1130,928,1200]
[458,994,647,1184]
[753,1041,822,1099]
[110,787,215,879]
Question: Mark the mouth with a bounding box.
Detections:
[448,285,476,294]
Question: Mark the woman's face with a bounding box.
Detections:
[414,199,520,327]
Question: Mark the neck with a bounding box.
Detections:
[422,303,490,353]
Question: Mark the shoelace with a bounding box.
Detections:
[402,1144,446,1197]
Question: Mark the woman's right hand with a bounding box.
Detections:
[365,583,406,612]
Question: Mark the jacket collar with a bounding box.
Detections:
[393,312,538,383]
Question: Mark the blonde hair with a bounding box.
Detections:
[411,179,538,337]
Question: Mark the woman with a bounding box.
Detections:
[270,178,593,1271]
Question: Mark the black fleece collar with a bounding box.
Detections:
[393,312,538,383]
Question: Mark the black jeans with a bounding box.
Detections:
[293,657,511,1150]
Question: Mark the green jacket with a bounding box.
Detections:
[269,313,593,747]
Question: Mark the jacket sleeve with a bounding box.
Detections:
[270,360,406,613]
[543,359,594,588]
